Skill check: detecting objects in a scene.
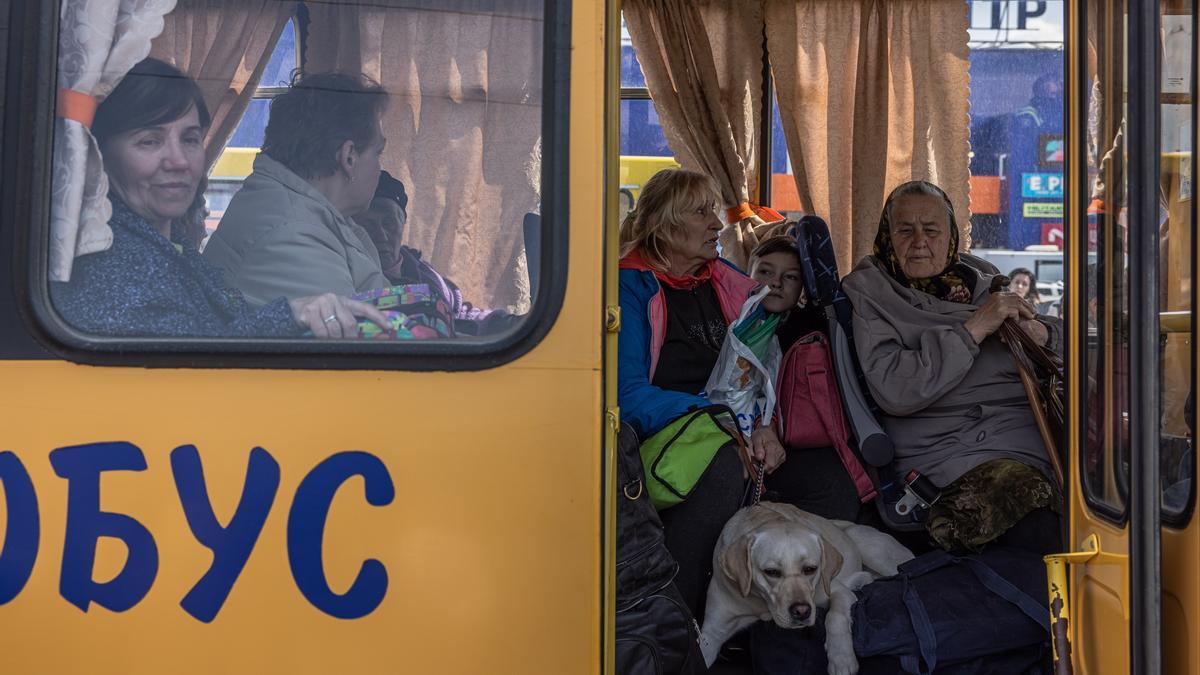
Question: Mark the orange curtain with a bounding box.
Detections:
[623,0,768,270]
[151,0,296,169]
[766,0,972,271]
[305,1,543,311]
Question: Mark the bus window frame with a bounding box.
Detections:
[8,0,571,372]
[1161,1,1198,529]
[0,0,50,359]
[1074,0,1199,530]
[1076,0,1130,527]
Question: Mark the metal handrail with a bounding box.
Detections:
[1160,311,1191,334]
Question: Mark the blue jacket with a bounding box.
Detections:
[618,255,758,438]
[51,196,301,338]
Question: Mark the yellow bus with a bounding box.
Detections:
[1,1,607,673]
[0,0,1195,673]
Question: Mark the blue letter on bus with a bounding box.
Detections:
[0,451,39,605]
[51,442,158,613]
[287,451,394,619]
[172,445,280,623]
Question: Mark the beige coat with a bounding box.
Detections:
[841,255,1062,486]
[204,154,387,305]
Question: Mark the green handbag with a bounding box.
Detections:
[639,405,743,510]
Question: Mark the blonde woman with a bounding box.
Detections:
[618,168,762,619]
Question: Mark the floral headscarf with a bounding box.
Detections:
[872,180,977,304]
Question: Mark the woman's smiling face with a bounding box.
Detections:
[102,106,205,231]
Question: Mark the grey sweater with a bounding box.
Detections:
[841,256,1062,486]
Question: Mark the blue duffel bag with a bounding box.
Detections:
[852,547,1051,674]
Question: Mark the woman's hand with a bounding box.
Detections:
[289,293,393,339]
[962,291,1035,344]
[1018,318,1049,346]
[750,425,787,474]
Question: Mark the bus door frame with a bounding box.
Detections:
[1054,0,1162,673]
[1126,1,1163,673]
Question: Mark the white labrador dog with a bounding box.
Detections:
[698,502,914,675]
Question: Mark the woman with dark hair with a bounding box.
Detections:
[841,180,1064,554]
[204,70,393,305]
[1008,267,1040,304]
[51,58,389,338]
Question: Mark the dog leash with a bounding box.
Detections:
[751,460,765,506]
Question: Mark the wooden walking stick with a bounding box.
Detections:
[989,276,1066,490]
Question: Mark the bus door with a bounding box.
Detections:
[1056,0,1198,672]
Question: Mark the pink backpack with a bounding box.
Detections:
[774,331,876,501]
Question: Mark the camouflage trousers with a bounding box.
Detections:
[926,458,1061,552]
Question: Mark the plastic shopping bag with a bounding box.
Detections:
[702,286,782,438]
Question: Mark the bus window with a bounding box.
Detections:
[40,0,552,360]
[1159,0,1195,521]
[619,4,1069,275]
[204,18,300,241]
[618,15,678,217]
[965,2,1066,298]
[1080,0,1130,518]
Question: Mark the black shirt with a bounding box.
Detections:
[652,282,727,395]
[774,303,827,353]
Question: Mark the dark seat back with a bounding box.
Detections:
[789,216,928,531]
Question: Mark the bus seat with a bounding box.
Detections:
[790,216,929,532]
[827,312,893,467]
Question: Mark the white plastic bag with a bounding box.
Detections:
[702,286,782,438]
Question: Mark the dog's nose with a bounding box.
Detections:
[789,602,812,621]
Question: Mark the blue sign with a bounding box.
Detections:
[1022,172,1063,199]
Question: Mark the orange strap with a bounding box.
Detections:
[725,202,786,225]
[725,202,757,224]
[751,204,785,223]
[57,88,98,128]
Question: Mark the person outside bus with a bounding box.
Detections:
[617,168,759,619]
[841,180,1063,554]
[1008,265,1061,317]
[1014,73,1064,136]
[1008,267,1040,304]
[51,58,389,339]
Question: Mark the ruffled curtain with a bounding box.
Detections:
[305,1,543,311]
[766,0,972,270]
[150,0,295,169]
[51,0,177,282]
[623,0,768,270]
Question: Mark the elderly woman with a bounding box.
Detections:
[51,58,387,339]
[842,181,1063,554]
[618,168,765,619]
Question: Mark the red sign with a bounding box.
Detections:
[1040,222,1064,250]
